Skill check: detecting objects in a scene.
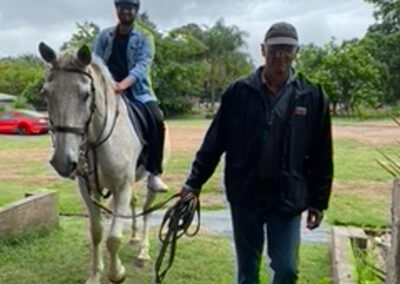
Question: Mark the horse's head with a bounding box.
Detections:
[39,42,95,178]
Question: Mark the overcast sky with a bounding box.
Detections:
[0,0,376,64]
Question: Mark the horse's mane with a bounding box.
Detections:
[91,55,116,87]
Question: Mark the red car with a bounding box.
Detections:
[0,110,49,135]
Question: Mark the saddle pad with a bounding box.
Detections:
[122,96,148,146]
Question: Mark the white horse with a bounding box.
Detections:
[39,43,158,284]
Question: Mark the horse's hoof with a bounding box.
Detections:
[108,266,126,284]
[109,275,126,284]
[84,275,101,284]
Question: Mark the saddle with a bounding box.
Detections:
[122,96,151,168]
[123,96,148,144]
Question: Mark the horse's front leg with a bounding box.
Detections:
[107,184,132,283]
[130,192,141,244]
[78,178,104,284]
[137,187,157,264]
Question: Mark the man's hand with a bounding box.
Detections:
[112,84,123,95]
[306,208,323,230]
[180,185,196,200]
[113,77,134,95]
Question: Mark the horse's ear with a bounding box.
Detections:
[38,42,57,64]
[77,45,91,66]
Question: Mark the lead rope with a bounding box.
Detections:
[87,191,201,283]
[155,193,200,283]
[90,193,179,219]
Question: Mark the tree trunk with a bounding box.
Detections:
[210,91,216,113]
[332,102,338,116]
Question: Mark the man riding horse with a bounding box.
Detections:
[93,0,168,192]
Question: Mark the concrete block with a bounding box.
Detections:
[331,226,356,284]
[0,191,58,239]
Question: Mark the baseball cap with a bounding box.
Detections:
[264,22,299,46]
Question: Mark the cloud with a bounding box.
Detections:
[0,0,375,63]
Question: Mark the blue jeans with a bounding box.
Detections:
[231,206,301,284]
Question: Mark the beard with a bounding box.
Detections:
[118,10,136,26]
[119,17,134,26]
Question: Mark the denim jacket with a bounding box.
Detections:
[93,26,156,103]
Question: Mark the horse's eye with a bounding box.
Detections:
[82,92,90,101]
[40,88,48,96]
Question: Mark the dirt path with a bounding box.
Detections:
[167,120,400,155]
[333,121,400,147]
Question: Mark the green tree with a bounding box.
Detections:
[365,0,400,34]
[296,41,338,113]
[361,33,400,103]
[295,43,327,76]
[158,20,253,115]
[201,19,253,111]
[22,77,46,110]
[301,40,387,115]
[61,22,100,51]
[57,17,253,116]
[153,25,208,116]
[363,0,400,103]
[0,55,45,97]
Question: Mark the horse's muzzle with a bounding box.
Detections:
[50,156,78,179]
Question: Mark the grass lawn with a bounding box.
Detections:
[351,246,382,284]
[0,218,331,284]
[0,119,397,228]
[4,118,396,283]
[326,140,395,228]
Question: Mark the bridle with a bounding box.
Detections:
[48,67,120,198]
[49,68,97,136]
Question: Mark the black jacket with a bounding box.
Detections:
[186,67,333,217]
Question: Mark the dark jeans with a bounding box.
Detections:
[231,206,301,284]
[145,101,165,175]
[133,100,165,175]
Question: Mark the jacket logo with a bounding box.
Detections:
[293,106,307,116]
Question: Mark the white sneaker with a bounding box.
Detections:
[147,175,169,192]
